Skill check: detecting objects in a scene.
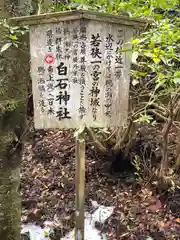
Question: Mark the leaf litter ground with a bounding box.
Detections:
[21,129,180,240]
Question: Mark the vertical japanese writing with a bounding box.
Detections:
[46,29,53,52]
[115,29,124,80]
[72,26,79,84]
[79,21,87,119]
[105,33,114,117]
[90,33,102,120]
[55,62,71,120]
[63,22,71,60]
[45,28,55,115]
[55,25,63,60]
[37,66,46,113]
[31,17,133,130]
[46,65,55,115]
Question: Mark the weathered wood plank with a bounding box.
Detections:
[75,132,85,240]
[10,9,149,26]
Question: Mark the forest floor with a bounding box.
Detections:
[21,128,180,240]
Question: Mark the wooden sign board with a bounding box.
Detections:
[12,10,147,129]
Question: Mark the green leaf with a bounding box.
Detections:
[173,78,180,84]
[44,231,49,237]
[132,39,140,45]
[134,114,153,123]
[9,34,17,40]
[152,53,160,63]
[0,43,12,53]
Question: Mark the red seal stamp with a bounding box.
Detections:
[44,55,55,64]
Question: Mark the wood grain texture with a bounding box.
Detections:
[10,9,149,26]
[75,133,85,240]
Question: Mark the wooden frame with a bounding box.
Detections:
[10,9,149,26]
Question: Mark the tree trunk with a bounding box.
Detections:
[0,150,21,240]
[0,1,29,239]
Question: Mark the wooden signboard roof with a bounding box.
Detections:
[10,9,149,26]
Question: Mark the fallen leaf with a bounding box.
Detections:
[158,221,170,229]
[175,218,180,224]
[147,200,162,212]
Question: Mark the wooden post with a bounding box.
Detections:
[75,127,85,240]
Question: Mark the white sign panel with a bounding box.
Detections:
[30,18,133,129]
